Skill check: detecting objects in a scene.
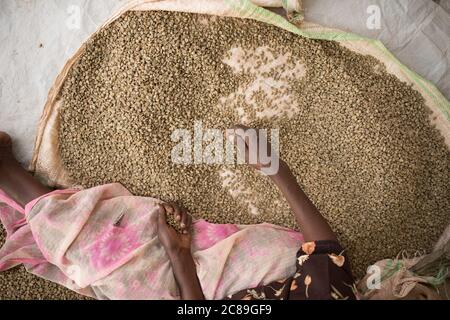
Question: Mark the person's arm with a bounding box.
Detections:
[157,204,205,300]
[166,248,205,300]
[271,160,337,242]
[230,125,338,242]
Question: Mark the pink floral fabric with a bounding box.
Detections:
[88,226,140,270]
[192,220,240,251]
[0,183,303,299]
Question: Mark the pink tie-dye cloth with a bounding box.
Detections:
[0,183,303,299]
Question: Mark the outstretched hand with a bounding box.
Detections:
[228,125,337,242]
[227,124,282,176]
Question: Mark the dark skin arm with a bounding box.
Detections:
[157,125,338,300]
[156,203,205,300]
[231,125,337,242]
[271,160,337,242]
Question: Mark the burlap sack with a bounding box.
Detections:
[30,0,450,189]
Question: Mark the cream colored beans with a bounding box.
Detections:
[1,11,449,299]
[58,11,450,279]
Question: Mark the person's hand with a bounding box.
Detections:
[227,124,284,176]
[156,203,205,300]
[156,203,193,258]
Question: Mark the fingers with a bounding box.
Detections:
[233,134,249,164]
[157,204,168,228]
[232,124,254,148]
[229,124,276,171]
[229,125,258,166]
[163,203,182,223]
[173,205,182,226]
[163,203,174,214]
[226,124,250,146]
[160,202,192,234]
[180,207,192,234]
